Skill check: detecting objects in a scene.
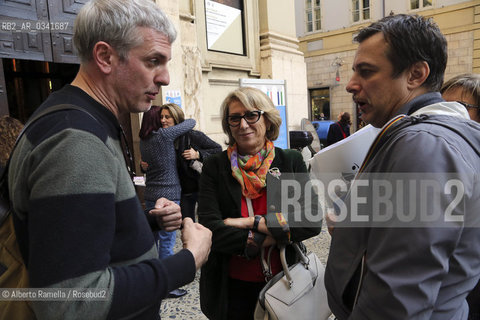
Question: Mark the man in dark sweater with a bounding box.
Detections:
[7,0,211,318]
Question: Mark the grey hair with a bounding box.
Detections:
[73,0,177,62]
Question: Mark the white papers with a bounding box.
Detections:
[308,124,380,180]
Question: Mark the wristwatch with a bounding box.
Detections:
[253,215,262,232]
[244,230,266,259]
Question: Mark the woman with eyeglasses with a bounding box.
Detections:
[441,73,480,320]
[197,87,321,320]
[139,103,195,298]
[441,73,480,123]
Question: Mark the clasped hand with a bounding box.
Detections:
[148,198,182,231]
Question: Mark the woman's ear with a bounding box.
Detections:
[407,61,430,90]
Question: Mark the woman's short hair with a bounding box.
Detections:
[73,0,177,62]
[138,103,184,139]
[441,73,480,109]
[220,87,281,146]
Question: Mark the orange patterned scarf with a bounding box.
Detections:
[227,140,275,199]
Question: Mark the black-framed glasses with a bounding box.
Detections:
[227,110,264,127]
[457,101,479,109]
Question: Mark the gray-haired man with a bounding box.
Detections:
[8,0,211,318]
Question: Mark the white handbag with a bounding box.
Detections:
[254,243,331,320]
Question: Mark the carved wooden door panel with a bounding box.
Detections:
[48,0,87,64]
[0,0,87,63]
[0,0,53,61]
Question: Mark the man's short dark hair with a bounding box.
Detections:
[354,14,447,92]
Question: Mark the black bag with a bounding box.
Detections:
[176,132,201,193]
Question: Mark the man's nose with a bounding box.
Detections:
[155,68,170,87]
[346,75,359,94]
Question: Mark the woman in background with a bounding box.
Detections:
[0,115,24,175]
[441,73,480,320]
[441,73,480,122]
[176,125,221,221]
[139,103,195,298]
[326,111,351,146]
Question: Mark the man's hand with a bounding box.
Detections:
[181,218,212,270]
[149,198,182,231]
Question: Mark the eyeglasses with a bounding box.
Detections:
[457,101,479,109]
[227,110,264,127]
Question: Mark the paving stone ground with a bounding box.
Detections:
[159,223,332,319]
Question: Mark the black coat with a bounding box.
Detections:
[326,121,350,146]
[198,147,322,320]
[175,130,222,194]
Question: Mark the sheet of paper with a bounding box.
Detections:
[308,124,380,180]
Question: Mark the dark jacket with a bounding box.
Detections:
[326,121,350,146]
[198,147,322,320]
[175,130,221,194]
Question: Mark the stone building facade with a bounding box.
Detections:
[295,0,480,131]
[0,0,309,170]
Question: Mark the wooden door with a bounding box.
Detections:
[0,0,53,61]
[0,0,88,63]
[48,0,88,64]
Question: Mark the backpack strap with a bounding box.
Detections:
[418,116,480,157]
[0,104,98,223]
[358,114,480,174]
[357,115,407,173]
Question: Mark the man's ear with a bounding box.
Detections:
[92,41,115,74]
[407,61,430,90]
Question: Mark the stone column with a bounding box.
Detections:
[258,0,309,131]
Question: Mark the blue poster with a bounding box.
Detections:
[165,90,182,108]
[274,105,288,149]
[239,79,289,149]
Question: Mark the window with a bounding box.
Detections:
[410,0,432,10]
[306,0,321,32]
[310,88,330,121]
[352,0,370,23]
[205,0,245,55]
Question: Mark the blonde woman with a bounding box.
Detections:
[198,87,321,319]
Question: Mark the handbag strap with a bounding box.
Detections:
[260,243,310,286]
[246,197,254,218]
[247,198,274,280]
[260,245,274,281]
[247,198,311,283]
